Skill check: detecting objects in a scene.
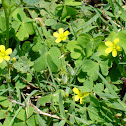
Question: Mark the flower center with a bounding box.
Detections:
[113,44,117,49]
[1,52,5,57]
[79,92,84,97]
[59,33,65,39]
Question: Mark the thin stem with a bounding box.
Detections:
[10,2,23,16]
[35,72,43,92]
[7,63,12,96]
[2,0,10,48]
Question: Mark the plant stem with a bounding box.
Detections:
[2,0,10,48]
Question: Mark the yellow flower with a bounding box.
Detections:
[0,45,12,63]
[105,38,122,57]
[12,57,16,63]
[53,28,69,43]
[73,87,89,104]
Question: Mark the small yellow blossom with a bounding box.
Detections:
[53,28,69,43]
[105,38,122,57]
[73,87,89,104]
[65,93,69,98]
[12,57,16,63]
[0,45,12,63]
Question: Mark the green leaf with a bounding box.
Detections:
[97,42,108,56]
[38,94,51,106]
[16,108,25,121]
[66,6,78,16]
[66,40,79,51]
[93,83,104,93]
[82,59,99,81]
[61,6,78,20]
[4,0,17,6]
[23,0,40,4]
[52,89,65,102]
[77,71,87,83]
[47,47,61,72]
[59,92,65,118]
[15,23,29,41]
[0,16,6,32]
[116,30,126,53]
[38,89,65,106]
[33,45,47,72]
[90,94,100,107]
[58,120,66,125]
[97,93,117,100]
[33,54,47,72]
[97,71,117,97]
[82,78,93,92]
[45,19,57,26]
[99,60,109,76]
[15,79,26,89]
[93,36,104,50]
[0,60,7,69]
[14,56,33,73]
[13,122,26,126]
[22,41,31,55]
[77,34,93,57]
[26,115,36,126]
[70,49,82,59]
[87,105,104,122]
[47,55,60,72]
[12,8,34,41]
[32,43,43,53]
[61,6,67,20]
[77,34,92,48]
[27,106,34,118]
[48,47,61,58]
[74,116,90,125]
[24,23,35,35]
[65,0,82,6]
[66,64,74,76]
[26,73,32,82]
[3,117,13,126]
[0,110,6,119]
[0,96,10,108]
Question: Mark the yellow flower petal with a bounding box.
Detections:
[114,38,119,45]
[112,49,117,57]
[73,87,80,95]
[55,38,61,43]
[64,30,69,36]
[53,32,59,37]
[74,95,80,101]
[0,57,3,63]
[59,28,64,34]
[116,46,122,51]
[0,45,5,52]
[82,92,90,98]
[105,47,113,54]
[80,98,83,104]
[4,56,10,61]
[61,37,67,41]
[5,48,12,55]
[105,41,113,47]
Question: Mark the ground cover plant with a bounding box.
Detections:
[1,0,126,125]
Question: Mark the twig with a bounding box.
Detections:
[101,6,122,29]
[28,102,62,119]
[35,18,44,26]
[21,76,39,89]
[59,51,71,59]
[8,98,26,107]
[8,98,62,120]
